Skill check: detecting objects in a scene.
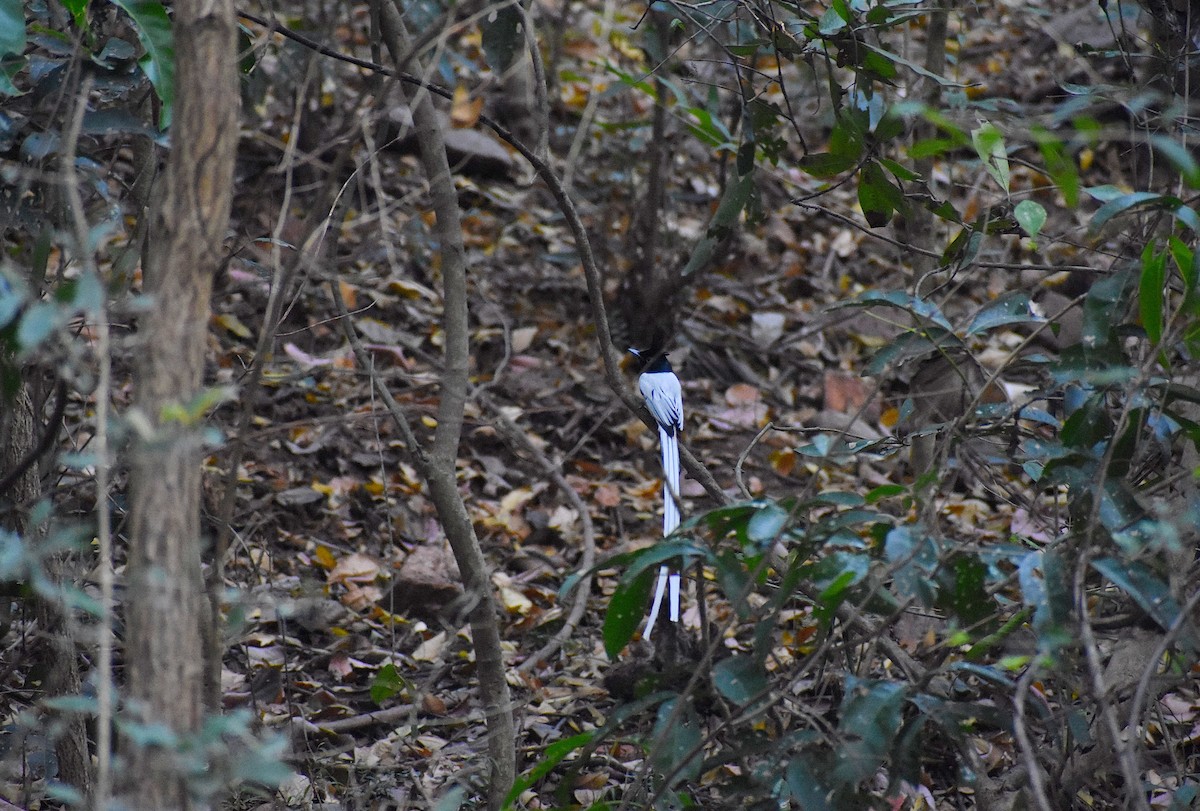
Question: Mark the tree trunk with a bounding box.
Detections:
[1,385,92,801]
[123,0,238,805]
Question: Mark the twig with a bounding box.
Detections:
[733,422,772,500]
[1075,553,1152,811]
[1013,663,1054,810]
[59,73,100,805]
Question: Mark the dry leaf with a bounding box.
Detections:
[511,326,538,352]
[215,312,252,338]
[340,583,382,611]
[412,631,447,662]
[329,552,382,585]
[823,370,871,414]
[313,545,337,570]
[725,382,761,405]
[498,584,534,615]
[450,85,483,128]
[328,652,354,679]
[594,482,621,508]
[769,448,796,476]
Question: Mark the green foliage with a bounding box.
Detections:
[481,3,523,74]
[0,0,25,95]
[110,0,176,127]
[554,1,1200,806]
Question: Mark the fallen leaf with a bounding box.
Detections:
[511,326,538,352]
[215,312,252,338]
[770,448,796,476]
[450,85,483,128]
[823,370,871,414]
[499,584,534,615]
[313,545,337,570]
[329,652,354,679]
[329,552,382,585]
[340,583,382,611]
[412,631,447,662]
[594,482,621,507]
[726,382,761,406]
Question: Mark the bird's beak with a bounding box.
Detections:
[623,347,641,371]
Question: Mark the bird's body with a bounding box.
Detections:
[628,349,684,640]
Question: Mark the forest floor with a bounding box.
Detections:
[187,1,1190,808]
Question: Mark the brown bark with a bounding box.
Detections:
[123,0,238,806]
[1,386,92,801]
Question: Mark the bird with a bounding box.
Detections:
[627,347,683,640]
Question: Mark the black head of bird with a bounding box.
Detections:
[627,347,673,374]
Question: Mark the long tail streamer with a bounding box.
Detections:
[645,427,681,640]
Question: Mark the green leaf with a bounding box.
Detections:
[682,170,755,275]
[878,157,919,181]
[809,551,869,619]
[651,697,702,785]
[370,663,407,705]
[602,563,655,659]
[842,288,955,332]
[1082,268,1135,349]
[885,526,937,607]
[482,3,523,72]
[1087,192,1200,235]
[909,137,957,159]
[0,0,25,95]
[967,291,1040,335]
[971,121,1010,191]
[111,0,175,128]
[1092,557,1181,632]
[858,159,905,227]
[1014,199,1047,243]
[1139,242,1167,345]
[939,554,991,626]
[862,42,962,87]
[866,483,906,503]
[61,0,89,31]
[0,272,26,331]
[1019,549,1071,652]
[1033,126,1079,207]
[798,151,858,178]
[747,502,789,545]
[16,301,60,351]
[0,0,24,60]
[502,731,595,808]
[834,677,906,786]
[712,655,768,704]
[786,756,832,811]
[1152,134,1200,188]
[714,550,754,618]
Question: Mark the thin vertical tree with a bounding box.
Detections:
[122,0,238,805]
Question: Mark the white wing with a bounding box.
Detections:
[639,371,683,435]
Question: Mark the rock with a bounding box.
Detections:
[384,543,463,618]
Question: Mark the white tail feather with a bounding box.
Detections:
[662,428,680,535]
[668,572,680,622]
[644,564,670,640]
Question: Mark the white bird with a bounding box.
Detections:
[628,348,683,640]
